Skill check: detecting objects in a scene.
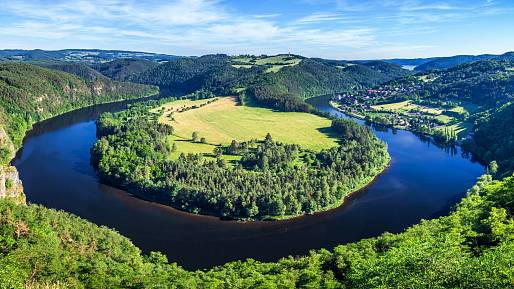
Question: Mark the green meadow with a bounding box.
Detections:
[152,97,339,160]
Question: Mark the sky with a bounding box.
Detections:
[0,0,513,59]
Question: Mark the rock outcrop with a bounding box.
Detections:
[0,165,25,204]
[0,125,25,204]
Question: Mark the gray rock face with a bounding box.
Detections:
[0,165,25,204]
[0,124,25,203]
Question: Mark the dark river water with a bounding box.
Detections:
[13,95,484,270]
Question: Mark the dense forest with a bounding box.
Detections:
[0,62,157,164]
[2,173,513,288]
[91,101,389,219]
[129,54,261,95]
[92,59,159,81]
[464,102,514,178]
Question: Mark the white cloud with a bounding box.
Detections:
[296,12,348,23]
[0,0,512,59]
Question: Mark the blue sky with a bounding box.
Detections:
[1,0,513,59]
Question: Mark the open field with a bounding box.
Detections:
[231,55,302,73]
[418,75,439,82]
[447,103,479,114]
[371,100,443,115]
[154,97,339,157]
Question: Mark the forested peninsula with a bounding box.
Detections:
[91,98,390,220]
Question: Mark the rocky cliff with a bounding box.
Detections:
[0,125,24,203]
[0,165,25,204]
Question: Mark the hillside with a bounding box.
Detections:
[45,63,107,81]
[415,54,496,71]
[130,54,259,95]
[342,57,514,108]
[411,58,514,106]
[92,58,159,81]
[359,60,411,76]
[464,102,514,177]
[46,63,157,99]
[128,54,409,112]
[331,57,514,146]
[1,173,513,287]
[245,58,410,112]
[0,62,157,165]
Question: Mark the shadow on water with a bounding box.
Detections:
[14,93,484,270]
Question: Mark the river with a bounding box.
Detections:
[13,94,484,270]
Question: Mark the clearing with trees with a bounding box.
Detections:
[152,97,339,159]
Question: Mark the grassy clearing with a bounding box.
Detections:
[150,98,213,122]
[371,100,411,111]
[231,55,302,73]
[448,102,479,114]
[372,100,443,115]
[167,135,242,165]
[156,97,338,155]
[418,74,439,82]
[231,64,253,69]
[435,115,452,124]
[435,121,471,137]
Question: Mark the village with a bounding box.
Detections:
[330,80,470,144]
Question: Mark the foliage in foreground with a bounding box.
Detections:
[91,102,389,219]
[1,174,513,288]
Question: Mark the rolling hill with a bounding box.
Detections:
[92,58,158,81]
[415,54,496,71]
[129,54,410,112]
[0,49,179,63]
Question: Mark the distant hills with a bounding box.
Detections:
[384,52,514,72]
[2,48,513,73]
[92,59,159,81]
[0,49,179,63]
